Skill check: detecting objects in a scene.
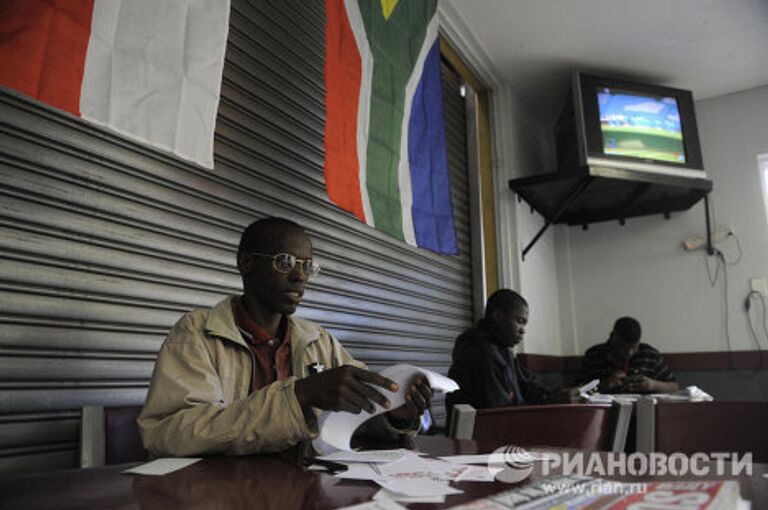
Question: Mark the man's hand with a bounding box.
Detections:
[600,371,627,392]
[386,374,432,427]
[558,387,583,403]
[625,375,679,394]
[294,365,397,414]
[625,374,655,393]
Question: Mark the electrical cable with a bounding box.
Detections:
[745,291,765,369]
[699,199,761,370]
[761,294,768,350]
[718,250,735,370]
[703,249,721,286]
[721,232,743,265]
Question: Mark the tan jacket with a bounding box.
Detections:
[138,295,399,457]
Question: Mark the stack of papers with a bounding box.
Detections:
[587,385,714,404]
[310,450,554,504]
[311,449,466,503]
[309,364,530,504]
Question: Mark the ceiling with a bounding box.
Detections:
[446,0,768,127]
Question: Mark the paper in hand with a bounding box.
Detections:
[313,364,458,453]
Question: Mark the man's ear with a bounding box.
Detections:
[489,308,502,323]
[237,254,249,275]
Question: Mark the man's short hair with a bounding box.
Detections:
[485,289,527,318]
[612,317,642,344]
[236,217,307,272]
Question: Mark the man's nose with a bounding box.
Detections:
[289,265,309,282]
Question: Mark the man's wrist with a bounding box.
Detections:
[386,411,419,431]
[294,378,307,407]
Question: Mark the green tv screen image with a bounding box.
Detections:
[597,87,686,164]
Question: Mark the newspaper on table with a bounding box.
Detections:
[445,477,744,510]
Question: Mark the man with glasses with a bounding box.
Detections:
[139,217,431,456]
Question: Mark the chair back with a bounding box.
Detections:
[105,406,148,465]
[81,405,148,467]
[451,402,631,453]
[637,398,768,462]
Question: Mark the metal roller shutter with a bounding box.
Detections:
[0,0,474,474]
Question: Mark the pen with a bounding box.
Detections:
[306,458,348,474]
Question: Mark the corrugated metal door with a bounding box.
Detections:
[0,0,473,474]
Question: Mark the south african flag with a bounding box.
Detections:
[324,0,458,255]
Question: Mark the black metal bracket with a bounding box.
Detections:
[521,176,593,260]
[704,193,714,256]
[509,166,713,261]
[616,183,652,226]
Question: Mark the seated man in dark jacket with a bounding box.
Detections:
[446,289,578,421]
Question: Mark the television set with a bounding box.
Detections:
[555,73,705,178]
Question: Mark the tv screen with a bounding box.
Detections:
[555,73,705,176]
[597,87,685,165]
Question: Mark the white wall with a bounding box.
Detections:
[438,2,569,355]
[496,87,565,356]
[558,85,768,355]
[516,206,565,355]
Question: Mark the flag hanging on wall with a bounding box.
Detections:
[0,0,230,169]
[325,0,458,255]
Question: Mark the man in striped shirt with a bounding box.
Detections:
[579,317,679,394]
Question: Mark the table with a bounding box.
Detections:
[1,436,765,509]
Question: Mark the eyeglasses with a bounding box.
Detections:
[251,252,321,277]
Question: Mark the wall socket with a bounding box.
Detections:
[750,277,768,296]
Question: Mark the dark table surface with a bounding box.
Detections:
[1,436,765,509]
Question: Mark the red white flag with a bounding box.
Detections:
[0,0,230,169]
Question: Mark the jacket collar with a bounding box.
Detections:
[476,319,517,356]
[205,295,320,350]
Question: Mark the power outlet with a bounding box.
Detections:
[750,277,768,296]
[683,225,732,251]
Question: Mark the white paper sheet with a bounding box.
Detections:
[332,462,384,481]
[587,393,643,403]
[318,448,420,463]
[334,499,409,510]
[123,458,201,475]
[455,465,501,482]
[439,452,552,465]
[578,379,600,399]
[314,364,458,452]
[375,478,463,498]
[373,488,447,503]
[377,457,471,481]
[439,454,493,465]
[332,456,474,483]
[377,456,437,476]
